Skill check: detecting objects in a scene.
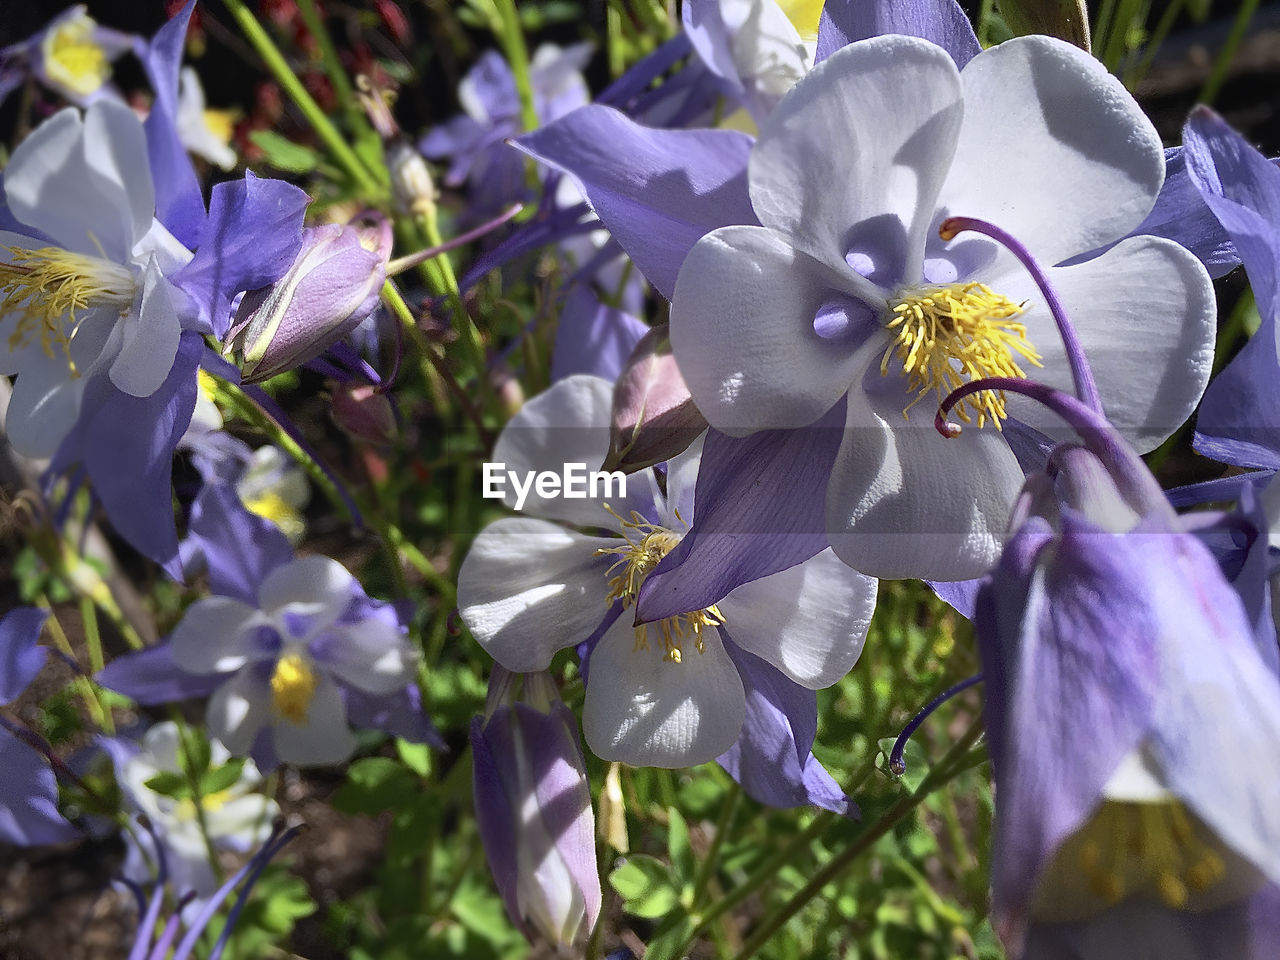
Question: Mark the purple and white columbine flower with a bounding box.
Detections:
[0,99,195,457]
[458,374,876,768]
[667,34,1215,581]
[100,556,427,768]
[955,381,1280,958]
[0,5,134,108]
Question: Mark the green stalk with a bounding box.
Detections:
[728,719,987,960]
[293,0,364,134]
[1200,0,1260,104]
[1126,0,1184,87]
[222,0,382,197]
[492,0,539,134]
[40,600,110,733]
[690,782,741,908]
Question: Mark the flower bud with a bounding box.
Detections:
[998,0,1091,51]
[331,383,397,446]
[604,322,708,474]
[387,139,437,220]
[226,213,393,383]
[470,668,601,946]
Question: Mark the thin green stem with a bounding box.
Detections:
[1200,0,1260,105]
[222,0,381,197]
[175,714,227,886]
[40,600,111,733]
[691,782,741,908]
[1127,0,1184,87]
[293,0,363,132]
[728,719,986,960]
[492,0,539,134]
[78,596,105,676]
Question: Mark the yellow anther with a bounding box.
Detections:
[43,13,111,97]
[595,505,724,664]
[270,653,318,724]
[1,245,134,373]
[882,281,1041,429]
[241,490,304,541]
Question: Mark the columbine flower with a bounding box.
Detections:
[111,722,278,901]
[458,374,876,767]
[471,668,601,945]
[954,380,1280,957]
[175,66,239,171]
[0,99,195,457]
[0,5,134,108]
[667,34,1215,581]
[99,556,429,768]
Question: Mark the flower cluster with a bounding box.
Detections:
[3,0,1280,956]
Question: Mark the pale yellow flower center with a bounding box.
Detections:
[1,245,134,374]
[270,652,318,724]
[595,506,724,664]
[882,281,1041,429]
[42,15,111,97]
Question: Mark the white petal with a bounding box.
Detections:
[994,236,1215,453]
[204,793,278,847]
[718,548,877,688]
[826,372,1024,580]
[318,619,418,695]
[206,669,273,756]
[457,517,618,672]
[258,555,356,621]
[493,375,661,525]
[271,673,356,766]
[660,432,704,527]
[582,618,745,768]
[109,261,181,397]
[750,34,963,279]
[938,35,1164,267]
[670,225,874,433]
[4,107,131,260]
[82,99,155,249]
[170,597,273,674]
[1,352,88,458]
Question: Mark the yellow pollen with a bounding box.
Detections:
[197,369,219,402]
[176,787,235,821]
[595,505,725,664]
[882,281,1041,429]
[1075,800,1228,910]
[43,15,111,97]
[202,108,239,147]
[241,490,303,539]
[270,653,318,724]
[2,245,134,374]
[776,0,824,39]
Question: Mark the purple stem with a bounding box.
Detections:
[146,892,195,960]
[126,818,169,960]
[386,203,524,277]
[940,216,1103,415]
[889,673,984,776]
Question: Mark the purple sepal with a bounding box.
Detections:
[343,684,446,749]
[815,0,980,67]
[926,579,982,621]
[470,714,524,936]
[550,285,648,383]
[719,641,854,816]
[96,644,223,704]
[140,0,204,249]
[0,727,78,846]
[172,173,310,338]
[185,484,293,606]
[515,106,757,299]
[1184,108,1280,466]
[0,607,50,704]
[48,332,202,576]
[635,400,844,624]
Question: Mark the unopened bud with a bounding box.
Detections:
[226,213,393,383]
[604,322,707,473]
[998,0,1091,51]
[331,383,397,445]
[388,140,436,220]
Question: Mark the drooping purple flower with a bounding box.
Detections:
[960,383,1280,957]
[471,668,601,946]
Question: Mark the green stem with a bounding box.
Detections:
[492,0,539,134]
[1126,0,1184,87]
[691,782,741,908]
[222,0,381,196]
[1200,0,1260,105]
[293,0,363,132]
[40,600,111,733]
[175,714,227,886]
[728,719,987,960]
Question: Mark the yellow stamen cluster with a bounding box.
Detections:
[241,490,304,541]
[270,652,318,724]
[176,787,235,821]
[2,245,133,373]
[1072,800,1227,909]
[595,506,724,664]
[43,15,111,97]
[883,282,1041,429]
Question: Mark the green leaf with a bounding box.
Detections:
[199,758,247,796]
[249,130,321,174]
[609,854,680,920]
[143,770,191,799]
[332,757,418,814]
[396,738,433,777]
[666,807,694,886]
[640,912,698,960]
